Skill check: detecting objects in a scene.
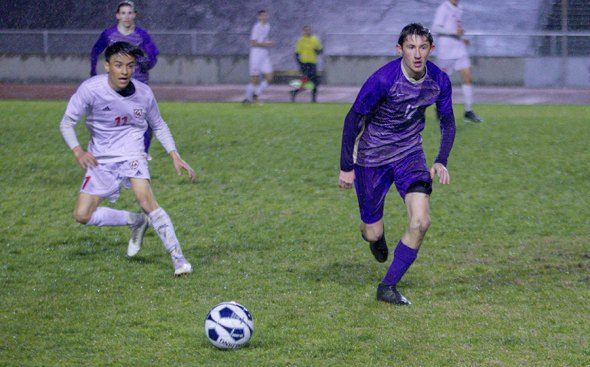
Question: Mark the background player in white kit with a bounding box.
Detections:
[432,0,483,122]
[242,10,273,104]
[60,42,196,276]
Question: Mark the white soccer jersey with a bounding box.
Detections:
[251,22,270,49]
[432,0,468,60]
[249,21,272,75]
[250,21,271,57]
[60,74,177,163]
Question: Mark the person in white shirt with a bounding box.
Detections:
[60,42,196,276]
[432,0,483,122]
[242,10,274,104]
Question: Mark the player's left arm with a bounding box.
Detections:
[146,96,196,183]
[432,72,456,184]
[169,150,196,183]
[138,28,159,70]
[314,36,323,55]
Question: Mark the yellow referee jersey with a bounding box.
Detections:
[295,35,322,64]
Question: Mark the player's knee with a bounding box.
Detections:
[363,226,384,242]
[409,215,430,236]
[136,197,158,213]
[72,209,92,224]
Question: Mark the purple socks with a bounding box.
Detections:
[382,240,418,286]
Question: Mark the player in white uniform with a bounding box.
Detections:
[432,0,483,122]
[60,42,196,276]
[242,10,273,104]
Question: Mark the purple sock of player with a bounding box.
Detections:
[382,241,418,286]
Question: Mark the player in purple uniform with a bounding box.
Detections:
[90,1,159,154]
[61,42,195,276]
[338,24,456,305]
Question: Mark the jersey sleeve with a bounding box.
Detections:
[145,93,177,153]
[137,27,159,70]
[351,70,389,115]
[294,37,302,54]
[59,83,92,150]
[434,73,456,166]
[314,36,323,52]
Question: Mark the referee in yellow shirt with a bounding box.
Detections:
[290,25,323,103]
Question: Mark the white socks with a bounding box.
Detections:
[256,80,269,96]
[148,207,180,253]
[86,206,184,257]
[245,83,255,100]
[86,207,129,226]
[462,84,474,112]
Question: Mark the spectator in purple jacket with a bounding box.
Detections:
[90,0,159,154]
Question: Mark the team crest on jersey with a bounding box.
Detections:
[133,108,143,119]
[129,160,139,170]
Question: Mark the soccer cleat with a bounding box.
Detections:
[464,110,483,123]
[369,235,389,263]
[252,94,259,102]
[127,213,149,257]
[289,90,297,102]
[170,247,192,276]
[377,283,411,305]
[241,98,251,105]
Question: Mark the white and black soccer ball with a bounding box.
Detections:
[204,301,254,349]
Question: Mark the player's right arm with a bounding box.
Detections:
[339,71,388,188]
[59,84,97,168]
[338,108,362,189]
[90,30,110,76]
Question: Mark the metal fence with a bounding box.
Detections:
[0,30,250,55]
[1,29,590,58]
[324,31,590,57]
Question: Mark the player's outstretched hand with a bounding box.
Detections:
[170,151,196,183]
[338,170,355,189]
[430,163,450,184]
[73,146,97,169]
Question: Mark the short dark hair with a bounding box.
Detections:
[397,23,433,46]
[104,41,143,62]
[257,9,267,16]
[117,0,135,13]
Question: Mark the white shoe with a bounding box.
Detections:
[173,256,193,276]
[127,214,149,257]
[170,246,192,276]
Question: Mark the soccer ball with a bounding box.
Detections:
[204,301,254,349]
[289,79,315,90]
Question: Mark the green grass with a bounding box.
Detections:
[0,100,589,366]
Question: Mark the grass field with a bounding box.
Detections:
[0,100,589,366]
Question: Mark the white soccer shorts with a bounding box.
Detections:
[436,55,471,74]
[80,159,150,202]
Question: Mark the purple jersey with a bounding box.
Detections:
[90,25,159,83]
[340,58,456,171]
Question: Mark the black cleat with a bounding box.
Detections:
[252,94,259,102]
[464,110,483,123]
[241,98,251,105]
[377,283,411,305]
[369,235,388,263]
[289,90,297,102]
